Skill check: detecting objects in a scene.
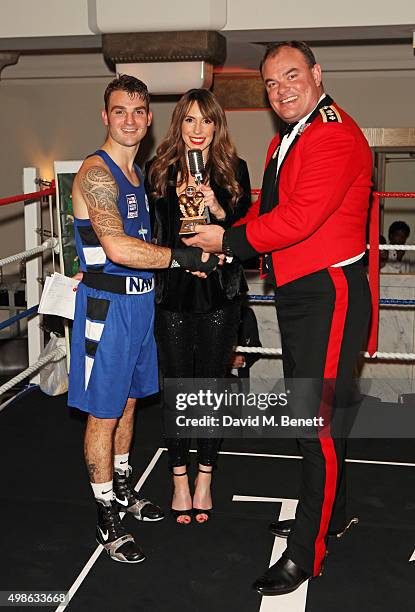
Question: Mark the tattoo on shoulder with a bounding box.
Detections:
[81,165,124,238]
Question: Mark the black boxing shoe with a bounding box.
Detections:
[113,467,164,522]
[253,556,311,596]
[96,499,145,563]
[269,517,359,539]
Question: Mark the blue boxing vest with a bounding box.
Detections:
[74,149,153,280]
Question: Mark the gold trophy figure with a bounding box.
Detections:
[178,150,210,235]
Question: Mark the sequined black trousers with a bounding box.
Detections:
[155,303,241,468]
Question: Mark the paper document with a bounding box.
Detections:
[38,272,80,320]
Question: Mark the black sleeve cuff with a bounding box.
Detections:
[223,225,260,261]
[211,213,228,229]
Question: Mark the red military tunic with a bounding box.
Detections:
[228,101,372,286]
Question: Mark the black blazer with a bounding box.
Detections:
[145,157,252,305]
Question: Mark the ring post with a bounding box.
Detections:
[23,167,43,384]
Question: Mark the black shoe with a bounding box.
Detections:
[268,519,295,538]
[171,470,192,525]
[192,467,213,524]
[192,508,212,523]
[171,508,192,524]
[253,556,311,596]
[269,517,359,539]
[113,467,164,522]
[96,499,145,563]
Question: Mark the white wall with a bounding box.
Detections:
[0,53,415,271]
[0,0,93,38]
[225,0,415,30]
[1,0,414,37]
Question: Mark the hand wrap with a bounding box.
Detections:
[170,247,219,273]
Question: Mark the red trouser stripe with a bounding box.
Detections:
[313,267,348,576]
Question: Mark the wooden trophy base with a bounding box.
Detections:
[178,216,208,236]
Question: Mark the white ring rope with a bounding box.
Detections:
[0,346,66,397]
[234,346,415,361]
[239,241,415,360]
[0,237,58,268]
[377,244,415,251]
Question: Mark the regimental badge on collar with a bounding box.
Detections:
[320,105,342,123]
[297,123,311,135]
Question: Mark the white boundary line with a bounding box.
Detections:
[217,450,415,468]
[54,446,414,612]
[233,495,307,612]
[54,447,164,612]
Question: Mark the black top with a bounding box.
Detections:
[145,158,252,313]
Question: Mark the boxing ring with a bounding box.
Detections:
[0,172,415,408]
[0,174,65,407]
[1,172,415,612]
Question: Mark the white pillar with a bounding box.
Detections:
[23,167,43,384]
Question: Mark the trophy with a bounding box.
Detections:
[178,149,210,235]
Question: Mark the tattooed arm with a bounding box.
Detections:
[78,162,172,269]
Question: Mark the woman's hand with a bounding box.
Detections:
[200,184,225,220]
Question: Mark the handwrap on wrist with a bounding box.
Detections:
[170,247,219,273]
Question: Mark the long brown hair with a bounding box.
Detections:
[148,89,242,207]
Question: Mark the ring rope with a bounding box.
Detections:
[377,244,415,251]
[375,192,415,198]
[0,183,56,207]
[0,305,38,332]
[247,295,415,306]
[0,237,57,268]
[0,346,66,397]
[378,299,415,306]
[0,187,410,209]
[234,345,415,361]
[249,190,415,199]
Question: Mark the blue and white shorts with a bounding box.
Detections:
[68,282,158,419]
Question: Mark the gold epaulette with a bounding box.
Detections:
[319,105,342,123]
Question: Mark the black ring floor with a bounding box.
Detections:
[1,389,414,612]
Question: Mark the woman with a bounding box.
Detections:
[146,89,251,524]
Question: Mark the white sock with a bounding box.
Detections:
[114,453,130,473]
[91,480,113,503]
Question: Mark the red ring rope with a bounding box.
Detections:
[0,181,56,207]
[375,192,415,198]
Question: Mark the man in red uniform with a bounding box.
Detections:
[185,41,372,595]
